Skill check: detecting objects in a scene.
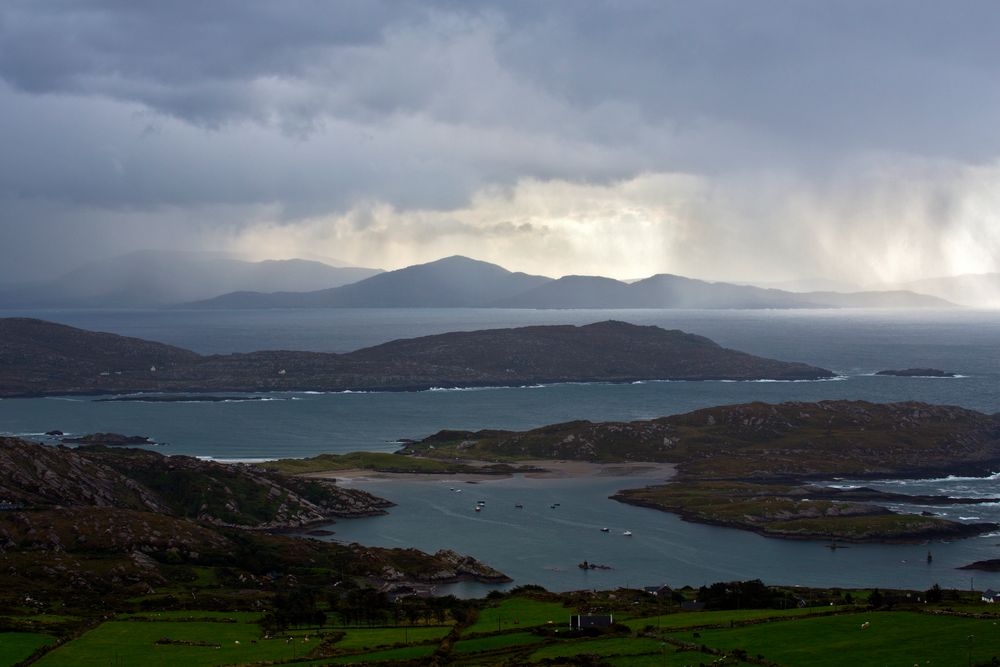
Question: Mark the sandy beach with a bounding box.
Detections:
[304,459,676,485]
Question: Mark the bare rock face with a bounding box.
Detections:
[429,549,511,582]
[0,438,168,511]
[375,548,512,585]
[0,438,393,530]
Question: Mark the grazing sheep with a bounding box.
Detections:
[860,621,870,630]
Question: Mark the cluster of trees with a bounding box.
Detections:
[329,588,470,627]
[260,583,474,633]
[696,580,788,610]
[261,588,326,633]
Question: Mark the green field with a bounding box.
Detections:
[267,452,489,474]
[322,643,439,663]
[34,618,301,667]
[118,611,263,622]
[334,625,451,649]
[687,611,1000,666]
[624,605,854,631]
[605,654,756,667]
[0,632,57,667]
[452,631,548,654]
[464,597,572,634]
[529,636,663,660]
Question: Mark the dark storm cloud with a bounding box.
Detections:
[0,1,999,282]
[4,1,998,161]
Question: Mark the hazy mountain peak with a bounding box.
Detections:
[185,255,954,310]
[0,250,383,308]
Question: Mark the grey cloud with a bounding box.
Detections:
[1,1,999,283]
[4,1,999,162]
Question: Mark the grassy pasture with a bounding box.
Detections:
[333,625,451,650]
[464,597,572,635]
[34,618,299,667]
[529,636,663,660]
[267,452,484,475]
[687,611,1000,666]
[623,605,855,631]
[118,611,262,622]
[0,632,57,667]
[452,631,548,654]
[319,643,438,663]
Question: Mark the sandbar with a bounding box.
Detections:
[303,459,676,486]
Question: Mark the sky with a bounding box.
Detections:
[1,1,999,285]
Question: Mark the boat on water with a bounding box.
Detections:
[623,530,633,536]
[600,527,610,533]
[474,506,481,512]
[514,504,524,509]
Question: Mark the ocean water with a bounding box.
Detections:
[2,307,1000,592]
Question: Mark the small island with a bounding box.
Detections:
[875,368,957,377]
[61,432,158,446]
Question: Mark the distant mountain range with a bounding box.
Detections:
[889,273,1000,308]
[187,255,550,308]
[189,255,952,310]
[0,251,966,310]
[0,250,383,308]
[0,318,833,396]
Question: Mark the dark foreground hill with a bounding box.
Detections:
[0,318,834,396]
[0,437,509,608]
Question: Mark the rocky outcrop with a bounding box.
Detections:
[0,437,168,511]
[0,440,510,599]
[0,438,392,529]
[61,433,156,446]
[376,549,511,585]
[408,400,1000,480]
[610,481,999,543]
[959,560,1000,572]
[876,368,957,377]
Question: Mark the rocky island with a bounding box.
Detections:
[0,317,834,397]
[876,368,958,377]
[397,400,1000,543]
[61,432,158,446]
